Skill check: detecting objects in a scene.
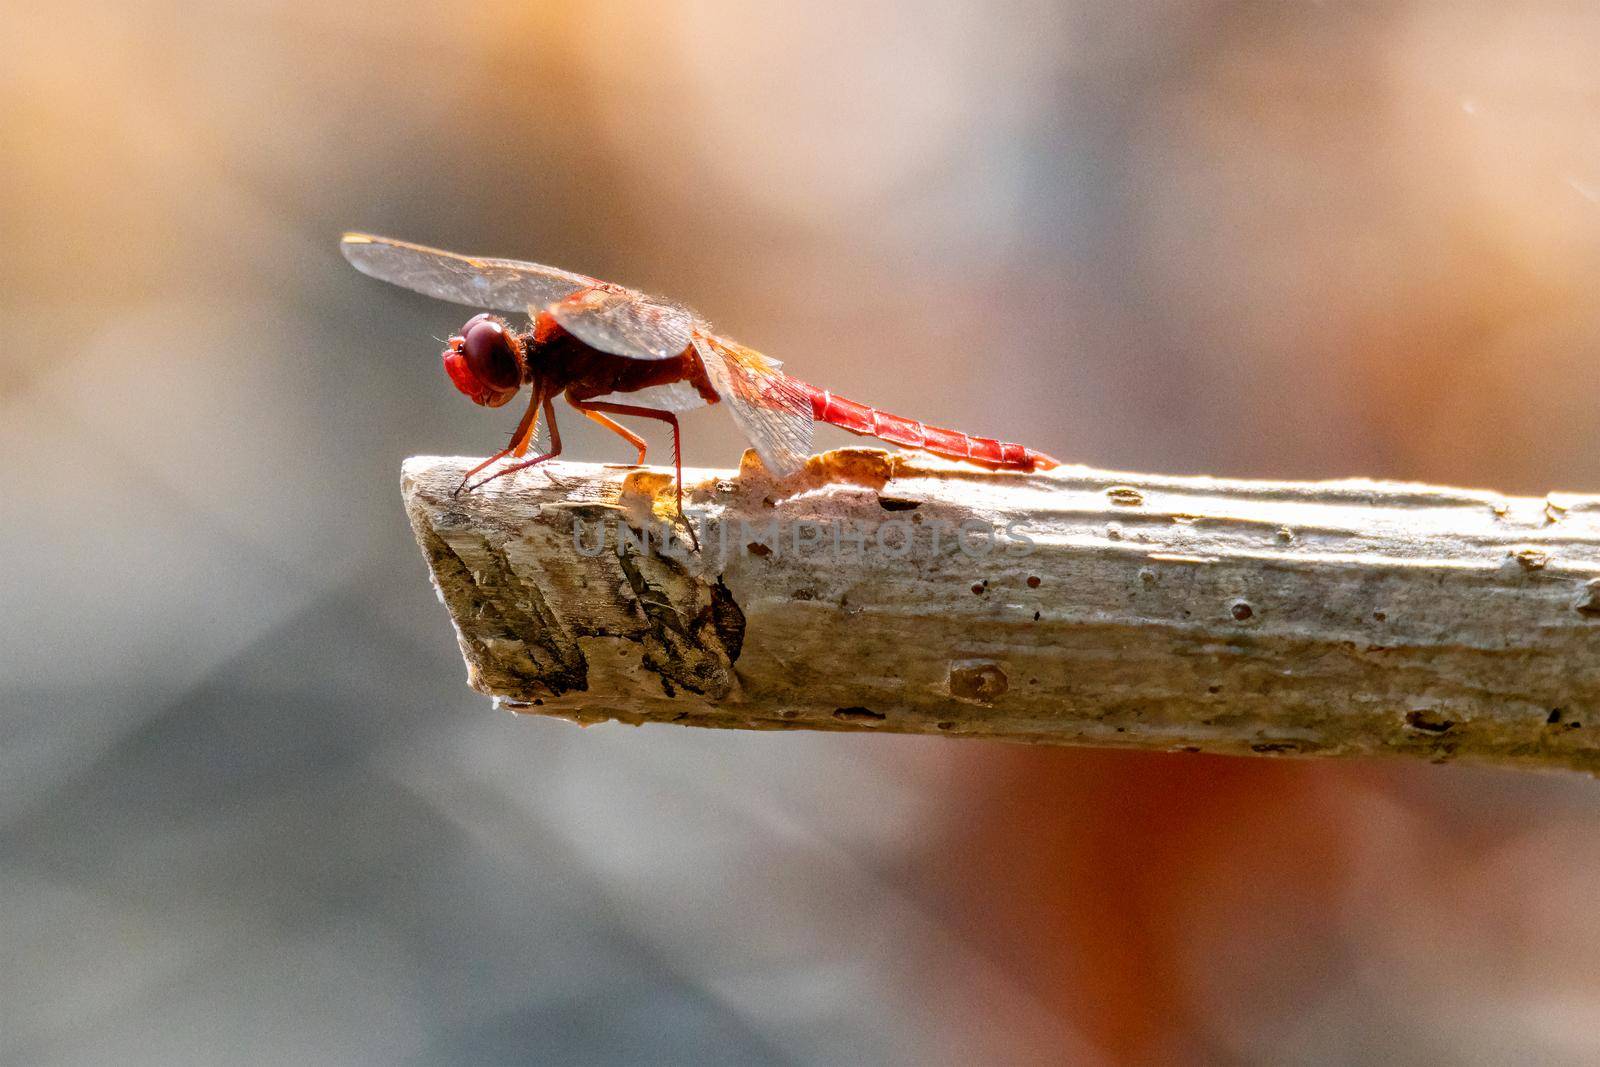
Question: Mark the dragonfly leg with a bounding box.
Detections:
[453,388,545,495]
[579,408,648,465]
[461,397,563,493]
[570,399,696,549]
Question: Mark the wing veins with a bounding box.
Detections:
[340,232,600,312]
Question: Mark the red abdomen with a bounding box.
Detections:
[797,382,1058,472]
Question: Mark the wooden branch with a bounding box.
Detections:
[402,450,1600,773]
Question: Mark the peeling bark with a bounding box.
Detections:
[403,450,1600,774]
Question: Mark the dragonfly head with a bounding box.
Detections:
[444,313,524,407]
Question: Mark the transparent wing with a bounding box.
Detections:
[586,381,711,413]
[340,232,599,312]
[692,334,815,476]
[549,287,694,362]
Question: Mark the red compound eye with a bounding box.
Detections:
[462,318,521,390]
[442,314,520,407]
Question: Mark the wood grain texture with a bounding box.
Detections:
[402,449,1600,773]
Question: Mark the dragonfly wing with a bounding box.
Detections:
[340,232,598,312]
[549,287,694,362]
[692,334,814,477]
[586,380,710,413]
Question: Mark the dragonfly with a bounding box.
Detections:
[341,233,1059,524]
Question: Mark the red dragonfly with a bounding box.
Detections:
[341,233,1059,514]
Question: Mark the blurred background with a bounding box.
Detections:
[6,1,1600,1062]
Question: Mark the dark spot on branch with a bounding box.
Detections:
[1548,708,1564,725]
[1106,485,1144,506]
[746,542,772,557]
[424,527,588,696]
[614,549,744,698]
[948,661,1008,703]
[710,578,746,663]
[1026,575,1041,588]
[1231,602,1254,621]
[834,707,885,723]
[877,496,921,512]
[1405,710,1455,734]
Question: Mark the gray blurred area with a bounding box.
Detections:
[6,2,1600,1063]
